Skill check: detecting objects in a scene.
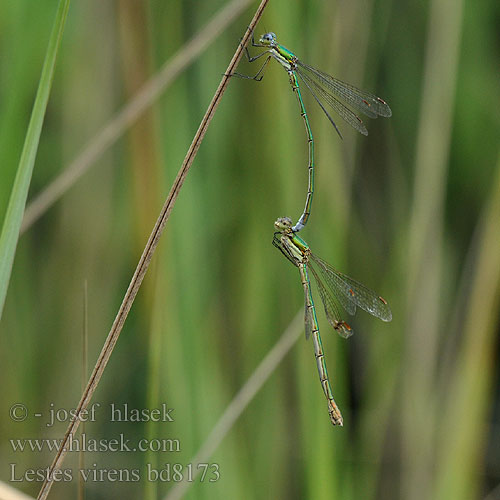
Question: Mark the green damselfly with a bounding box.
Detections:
[236,32,392,232]
[273,217,392,426]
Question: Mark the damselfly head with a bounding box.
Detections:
[259,32,277,46]
[274,216,293,231]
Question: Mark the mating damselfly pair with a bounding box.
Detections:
[235,31,392,426]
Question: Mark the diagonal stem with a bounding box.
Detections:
[36,1,269,498]
[21,0,253,234]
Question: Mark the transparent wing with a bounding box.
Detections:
[310,253,392,322]
[297,60,392,118]
[311,260,357,316]
[296,68,368,136]
[309,264,353,339]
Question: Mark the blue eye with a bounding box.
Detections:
[261,32,276,43]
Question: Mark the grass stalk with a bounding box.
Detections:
[35,1,269,498]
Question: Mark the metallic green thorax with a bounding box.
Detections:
[273,217,308,263]
[274,44,296,66]
[290,231,309,255]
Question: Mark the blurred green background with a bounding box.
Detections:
[1,0,500,498]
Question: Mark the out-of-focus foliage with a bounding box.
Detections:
[0,0,499,499]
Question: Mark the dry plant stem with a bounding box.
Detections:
[36,1,269,498]
[21,0,252,234]
[164,311,304,500]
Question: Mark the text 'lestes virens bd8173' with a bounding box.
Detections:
[273,217,392,426]
[235,32,392,232]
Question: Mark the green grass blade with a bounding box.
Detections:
[0,0,71,320]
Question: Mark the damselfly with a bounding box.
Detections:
[273,217,392,425]
[236,32,392,232]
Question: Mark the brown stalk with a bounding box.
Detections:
[21,0,253,234]
[36,1,269,498]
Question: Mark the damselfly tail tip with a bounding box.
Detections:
[329,403,343,426]
[337,416,344,426]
